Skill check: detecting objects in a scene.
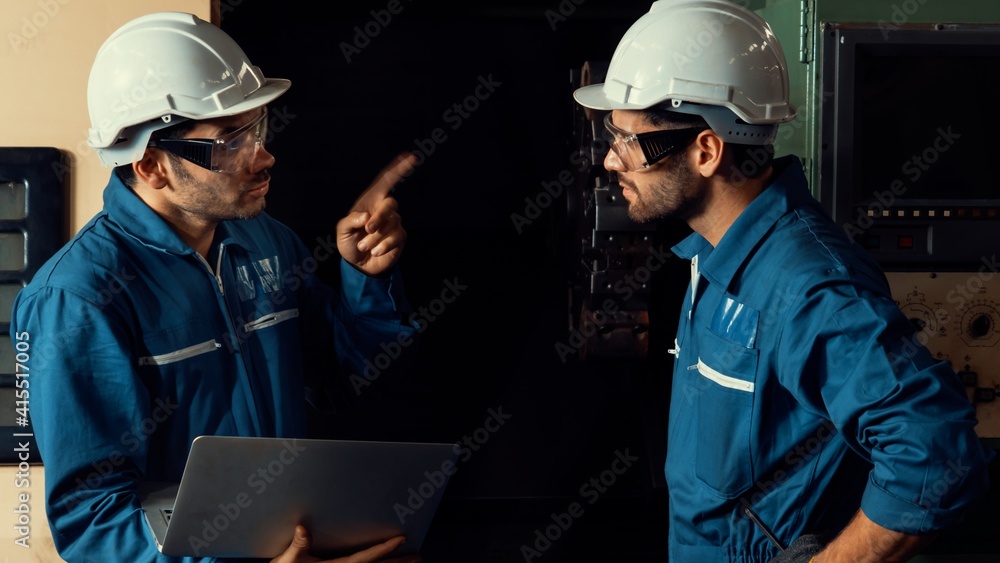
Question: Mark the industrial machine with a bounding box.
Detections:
[797,2,1000,440]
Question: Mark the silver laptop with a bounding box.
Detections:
[138,435,459,558]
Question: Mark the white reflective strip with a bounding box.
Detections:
[139,339,221,366]
[690,255,700,308]
[696,358,754,392]
[243,308,300,332]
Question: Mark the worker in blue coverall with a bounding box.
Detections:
[10,12,420,563]
[574,1,994,561]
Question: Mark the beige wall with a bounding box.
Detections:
[0,2,211,560]
[0,0,213,234]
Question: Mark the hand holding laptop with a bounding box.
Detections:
[140,437,457,558]
[271,525,422,563]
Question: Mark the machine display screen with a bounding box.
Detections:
[853,45,1000,202]
[820,25,1000,266]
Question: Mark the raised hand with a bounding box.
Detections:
[335,152,418,277]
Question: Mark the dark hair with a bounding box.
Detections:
[115,118,198,187]
[644,107,773,181]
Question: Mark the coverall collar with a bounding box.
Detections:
[672,155,808,293]
[103,171,254,255]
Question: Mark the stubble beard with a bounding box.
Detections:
[621,155,702,224]
[170,155,268,221]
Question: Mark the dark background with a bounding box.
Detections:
[221,2,688,561]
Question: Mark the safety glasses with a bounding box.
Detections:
[603,113,706,171]
[151,108,269,174]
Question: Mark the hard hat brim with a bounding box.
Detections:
[573,83,644,111]
[199,78,292,121]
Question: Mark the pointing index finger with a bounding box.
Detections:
[366,152,418,200]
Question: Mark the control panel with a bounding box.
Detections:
[885,271,1000,438]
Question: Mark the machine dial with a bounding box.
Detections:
[898,302,947,341]
[957,301,1000,347]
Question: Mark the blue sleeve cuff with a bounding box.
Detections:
[860,468,977,535]
[339,258,410,318]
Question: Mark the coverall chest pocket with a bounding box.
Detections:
[693,329,759,498]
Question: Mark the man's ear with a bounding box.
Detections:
[692,130,725,178]
[133,149,170,189]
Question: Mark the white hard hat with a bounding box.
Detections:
[574,0,796,144]
[86,11,291,167]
